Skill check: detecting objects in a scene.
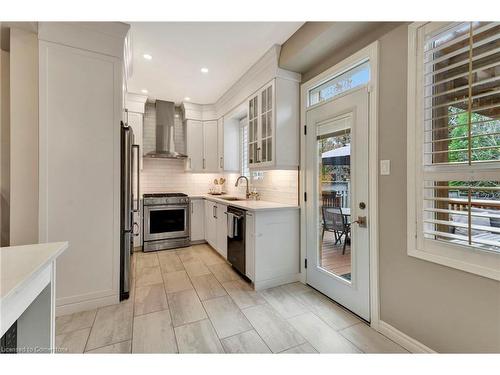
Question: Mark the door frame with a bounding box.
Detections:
[299,41,380,328]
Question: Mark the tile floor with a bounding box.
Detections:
[55,243,407,354]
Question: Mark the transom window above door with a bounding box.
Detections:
[408,21,500,280]
[308,61,370,107]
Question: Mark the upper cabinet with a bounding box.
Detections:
[185,119,219,173]
[247,78,299,170]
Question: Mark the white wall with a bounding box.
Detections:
[9,27,38,246]
[0,48,10,246]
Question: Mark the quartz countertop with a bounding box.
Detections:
[0,242,68,301]
[190,194,300,212]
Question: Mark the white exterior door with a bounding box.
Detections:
[305,87,370,321]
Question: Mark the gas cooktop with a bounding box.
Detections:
[143,193,188,198]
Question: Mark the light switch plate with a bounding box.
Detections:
[380,160,391,175]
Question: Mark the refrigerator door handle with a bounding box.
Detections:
[132,144,140,212]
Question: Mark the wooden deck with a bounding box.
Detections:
[320,231,351,278]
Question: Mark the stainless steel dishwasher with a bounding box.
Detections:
[226,206,246,275]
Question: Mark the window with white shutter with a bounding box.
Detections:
[408,22,500,280]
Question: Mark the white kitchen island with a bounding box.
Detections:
[1,242,68,353]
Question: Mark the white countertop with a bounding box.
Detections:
[190,194,300,212]
[0,242,68,301]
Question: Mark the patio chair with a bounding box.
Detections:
[322,206,350,254]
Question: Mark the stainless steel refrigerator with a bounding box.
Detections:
[120,121,139,300]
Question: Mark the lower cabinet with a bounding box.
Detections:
[204,199,227,258]
[245,209,300,290]
[190,198,205,242]
[215,204,227,259]
[204,200,217,248]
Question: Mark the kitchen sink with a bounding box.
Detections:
[218,196,245,201]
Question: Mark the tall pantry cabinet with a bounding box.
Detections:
[38,22,129,314]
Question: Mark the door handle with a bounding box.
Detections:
[203,158,206,169]
[220,156,223,169]
[352,216,367,227]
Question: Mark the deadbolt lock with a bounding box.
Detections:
[359,202,366,209]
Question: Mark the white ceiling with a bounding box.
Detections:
[127,22,303,105]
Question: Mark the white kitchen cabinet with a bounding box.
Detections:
[247,78,299,170]
[204,199,227,258]
[204,199,217,248]
[203,120,219,172]
[215,203,228,258]
[245,211,255,281]
[217,118,224,170]
[190,198,205,242]
[186,120,204,172]
[186,120,219,173]
[245,208,300,290]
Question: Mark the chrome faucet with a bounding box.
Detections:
[235,176,251,199]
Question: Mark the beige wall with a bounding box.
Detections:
[300,23,500,352]
[1,48,10,246]
[9,27,39,245]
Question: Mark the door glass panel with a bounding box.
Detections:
[267,138,272,162]
[317,115,352,281]
[309,61,370,106]
[262,139,267,162]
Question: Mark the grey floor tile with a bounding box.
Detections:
[135,265,163,287]
[209,262,241,283]
[260,286,309,318]
[203,296,253,339]
[175,319,224,353]
[132,310,178,353]
[183,260,211,278]
[157,251,184,273]
[167,289,207,327]
[176,247,200,263]
[164,270,193,294]
[86,303,133,351]
[287,312,361,353]
[85,340,131,353]
[56,328,91,353]
[191,274,227,301]
[280,282,314,295]
[56,309,96,335]
[136,252,159,270]
[222,280,266,309]
[280,342,318,353]
[242,304,306,353]
[134,283,168,316]
[339,323,408,353]
[221,330,271,353]
[292,290,361,330]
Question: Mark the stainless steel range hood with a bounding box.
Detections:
[145,100,187,159]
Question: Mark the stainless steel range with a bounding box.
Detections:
[142,193,190,252]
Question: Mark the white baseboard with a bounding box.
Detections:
[378,320,436,353]
[55,294,119,316]
[254,273,300,291]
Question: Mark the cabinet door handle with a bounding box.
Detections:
[203,158,206,169]
[188,158,191,169]
[220,156,223,169]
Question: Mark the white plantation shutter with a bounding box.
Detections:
[240,118,249,177]
[408,22,500,279]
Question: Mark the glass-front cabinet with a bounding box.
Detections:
[247,81,275,168]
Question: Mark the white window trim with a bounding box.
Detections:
[407,22,500,281]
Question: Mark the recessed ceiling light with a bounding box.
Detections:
[141,89,148,94]
[184,97,191,101]
[143,54,152,60]
[200,67,209,74]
